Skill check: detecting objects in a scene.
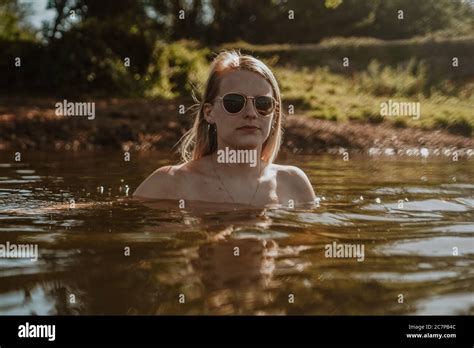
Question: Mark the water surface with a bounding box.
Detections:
[0,151,473,315]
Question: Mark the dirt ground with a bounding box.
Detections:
[1,97,472,156]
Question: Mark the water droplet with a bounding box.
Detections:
[314,197,321,207]
[375,197,381,204]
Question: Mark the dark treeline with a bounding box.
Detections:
[1,0,473,96]
[36,0,474,43]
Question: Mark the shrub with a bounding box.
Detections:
[393,119,408,128]
[356,59,429,97]
[446,118,472,137]
[143,41,210,99]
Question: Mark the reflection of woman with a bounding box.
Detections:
[196,238,277,291]
[134,50,315,206]
[193,211,279,314]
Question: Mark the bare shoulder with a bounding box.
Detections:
[133,163,187,199]
[270,164,316,203]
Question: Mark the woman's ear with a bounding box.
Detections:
[203,103,215,124]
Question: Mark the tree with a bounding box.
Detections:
[0,0,36,40]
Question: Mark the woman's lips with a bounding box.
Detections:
[237,125,260,132]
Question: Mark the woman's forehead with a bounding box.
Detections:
[218,70,273,95]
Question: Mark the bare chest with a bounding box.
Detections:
[179,173,281,205]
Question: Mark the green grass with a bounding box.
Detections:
[216,38,474,137]
[274,63,473,136]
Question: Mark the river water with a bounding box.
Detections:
[0,151,472,315]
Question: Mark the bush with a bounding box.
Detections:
[0,31,209,98]
[143,41,210,99]
[434,117,472,137]
[365,111,384,124]
[356,59,429,97]
[447,118,472,137]
[393,119,408,128]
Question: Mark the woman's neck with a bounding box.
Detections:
[212,144,263,179]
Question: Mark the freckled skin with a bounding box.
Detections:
[134,70,315,206]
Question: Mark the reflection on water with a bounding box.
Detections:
[0,151,473,315]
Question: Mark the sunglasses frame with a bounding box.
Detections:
[215,93,277,117]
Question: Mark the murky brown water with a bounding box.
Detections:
[0,150,473,315]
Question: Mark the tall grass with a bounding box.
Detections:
[355,59,429,97]
[274,61,473,136]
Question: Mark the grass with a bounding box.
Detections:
[217,37,474,137]
[274,63,474,136]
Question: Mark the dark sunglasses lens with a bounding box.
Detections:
[223,94,245,113]
[255,96,275,115]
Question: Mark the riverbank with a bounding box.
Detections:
[1,97,472,157]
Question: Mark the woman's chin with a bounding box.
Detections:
[231,142,260,150]
[229,135,263,149]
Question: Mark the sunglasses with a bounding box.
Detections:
[216,93,277,116]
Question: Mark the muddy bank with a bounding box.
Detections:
[285,116,474,155]
[1,97,472,155]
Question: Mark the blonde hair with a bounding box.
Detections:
[178,50,283,163]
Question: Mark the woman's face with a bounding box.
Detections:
[205,70,275,150]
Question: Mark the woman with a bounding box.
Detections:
[134,50,315,207]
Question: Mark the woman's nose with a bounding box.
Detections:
[243,99,258,119]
